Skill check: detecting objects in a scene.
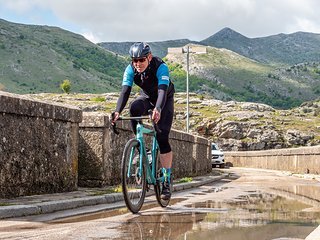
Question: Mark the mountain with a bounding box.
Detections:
[165,43,320,108]
[0,18,127,94]
[98,28,320,108]
[100,27,320,66]
[201,27,320,65]
[98,39,194,58]
[1,18,319,109]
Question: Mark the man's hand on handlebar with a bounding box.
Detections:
[152,107,161,124]
[111,111,120,125]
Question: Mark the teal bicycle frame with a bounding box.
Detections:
[113,113,172,213]
[129,121,159,185]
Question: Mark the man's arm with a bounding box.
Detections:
[155,63,170,111]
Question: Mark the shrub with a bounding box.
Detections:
[60,79,71,94]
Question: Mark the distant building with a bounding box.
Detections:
[168,46,207,54]
[191,46,207,54]
[168,47,184,54]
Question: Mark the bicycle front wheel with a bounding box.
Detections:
[121,139,147,213]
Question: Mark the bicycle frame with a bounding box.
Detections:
[114,114,171,212]
[129,122,158,185]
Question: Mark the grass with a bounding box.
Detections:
[89,185,122,196]
[176,177,193,183]
[0,202,14,206]
[90,96,106,102]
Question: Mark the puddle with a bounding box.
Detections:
[202,187,228,193]
[114,191,320,240]
[49,198,186,224]
[271,184,320,205]
[191,192,207,195]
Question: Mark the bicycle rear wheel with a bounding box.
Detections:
[154,150,171,207]
[121,139,147,213]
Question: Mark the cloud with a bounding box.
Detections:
[1,0,320,42]
[82,31,101,44]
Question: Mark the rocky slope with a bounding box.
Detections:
[26,93,320,151]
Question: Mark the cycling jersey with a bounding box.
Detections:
[115,56,174,113]
[115,56,175,154]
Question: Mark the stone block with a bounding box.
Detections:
[0,91,82,198]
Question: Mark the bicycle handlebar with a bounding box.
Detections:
[111,111,161,135]
[117,116,150,121]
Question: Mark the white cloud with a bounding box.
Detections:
[82,31,101,44]
[1,0,34,13]
[290,18,320,33]
[1,0,320,42]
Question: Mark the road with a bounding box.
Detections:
[1,168,319,240]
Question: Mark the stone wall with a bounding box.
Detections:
[79,112,211,187]
[0,91,82,198]
[225,145,320,174]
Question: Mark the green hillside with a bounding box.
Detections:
[1,18,319,109]
[0,18,127,94]
[99,28,320,108]
[166,45,320,108]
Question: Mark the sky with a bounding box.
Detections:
[1,0,320,43]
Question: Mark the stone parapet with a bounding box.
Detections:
[225,145,320,174]
[0,91,81,122]
[79,112,211,187]
[0,91,82,198]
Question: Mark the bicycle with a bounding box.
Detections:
[123,213,172,239]
[111,112,172,213]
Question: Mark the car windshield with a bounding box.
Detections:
[211,144,218,150]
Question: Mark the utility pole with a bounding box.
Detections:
[168,45,207,133]
[186,46,190,133]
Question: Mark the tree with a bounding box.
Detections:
[60,79,71,94]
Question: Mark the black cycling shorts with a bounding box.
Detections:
[129,96,174,154]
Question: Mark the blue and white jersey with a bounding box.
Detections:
[122,56,174,103]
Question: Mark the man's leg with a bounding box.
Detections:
[156,97,174,200]
[160,151,173,200]
[160,151,172,169]
[129,96,152,133]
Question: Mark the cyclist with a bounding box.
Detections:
[111,42,175,200]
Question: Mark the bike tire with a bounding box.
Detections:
[154,150,171,207]
[121,139,147,213]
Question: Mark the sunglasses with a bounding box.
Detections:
[132,58,147,63]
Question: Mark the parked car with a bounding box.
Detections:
[211,143,225,168]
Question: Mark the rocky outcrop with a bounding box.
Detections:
[193,98,319,151]
[26,93,320,152]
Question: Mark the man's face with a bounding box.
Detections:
[132,54,151,73]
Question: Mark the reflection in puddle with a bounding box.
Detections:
[272,184,320,206]
[114,212,201,240]
[203,187,228,193]
[116,191,319,240]
[191,193,207,195]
